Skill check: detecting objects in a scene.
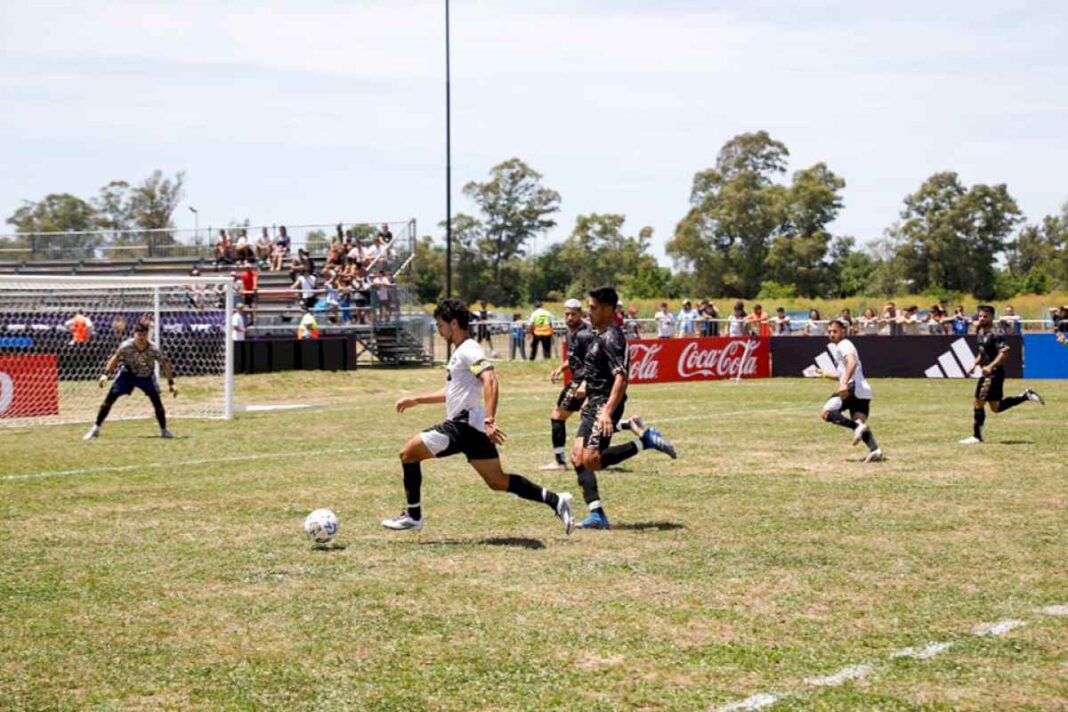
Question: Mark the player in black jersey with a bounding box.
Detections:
[959,305,1044,444]
[539,299,599,470]
[571,287,677,530]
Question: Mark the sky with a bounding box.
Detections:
[1,0,1066,263]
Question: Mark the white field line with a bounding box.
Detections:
[1039,605,1068,616]
[0,405,812,483]
[972,620,1027,637]
[712,692,783,711]
[803,663,873,688]
[890,642,952,660]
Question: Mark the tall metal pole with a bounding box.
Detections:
[445,0,453,300]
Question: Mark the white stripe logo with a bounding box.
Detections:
[924,338,979,379]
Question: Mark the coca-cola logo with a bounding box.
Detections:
[628,343,662,381]
[677,339,760,379]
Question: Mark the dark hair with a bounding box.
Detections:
[434,298,471,329]
[588,286,618,308]
[978,304,995,316]
[829,318,849,330]
[133,323,149,334]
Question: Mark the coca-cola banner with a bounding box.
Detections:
[626,336,770,383]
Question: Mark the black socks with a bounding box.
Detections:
[403,461,422,520]
[507,474,559,511]
[551,418,566,464]
[999,395,1026,412]
[973,408,986,440]
[826,410,859,430]
[576,466,601,511]
[600,441,642,468]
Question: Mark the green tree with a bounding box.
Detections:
[440,213,493,303]
[128,170,185,256]
[411,236,446,303]
[1008,200,1068,291]
[6,193,101,258]
[826,236,876,297]
[526,243,572,303]
[668,131,790,298]
[557,215,665,298]
[894,172,1022,299]
[463,158,560,296]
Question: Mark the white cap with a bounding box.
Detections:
[564,298,582,310]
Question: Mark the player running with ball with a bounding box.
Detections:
[84,321,177,440]
[816,319,883,462]
[382,298,574,535]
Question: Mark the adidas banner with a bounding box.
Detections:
[770,335,1023,379]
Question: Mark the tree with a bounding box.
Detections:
[894,172,1022,299]
[1007,200,1068,292]
[411,236,446,304]
[668,131,790,298]
[826,236,876,298]
[6,193,101,258]
[440,213,493,303]
[557,214,666,297]
[526,243,572,303]
[463,158,560,296]
[127,170,185,256]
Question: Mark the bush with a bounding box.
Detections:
[756,281,796,300]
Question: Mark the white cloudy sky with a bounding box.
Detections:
[1,0,1066,262]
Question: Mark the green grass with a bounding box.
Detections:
[1,363,1065,710]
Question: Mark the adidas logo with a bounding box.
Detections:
[924,338,979,379]
[801,348,840,379]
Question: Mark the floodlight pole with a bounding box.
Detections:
[445,0,453,301]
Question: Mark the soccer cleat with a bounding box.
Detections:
[1023,388,1045,405]
[577,509,610,530]
[852,422,869,446]
[555,492,574,535]
[538,460,567,471]
[863,448,884,463]
[640,426,677,459]
[958,436,983,445]
[160,429,174,439]
[381,511,425,532]
[83,425,100,440]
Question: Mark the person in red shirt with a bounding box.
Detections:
[746,303,772,338]
[239,262,258,324]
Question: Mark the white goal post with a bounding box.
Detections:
[0,275,233,427]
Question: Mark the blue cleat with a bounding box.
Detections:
[641,426,677,460]
[577,510,611,530]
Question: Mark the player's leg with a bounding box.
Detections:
[542,385,580,470]
[851,404,882,461]
[619,409,677,460]
[381,431,438,531]
[820,395,865,444]
[961,382,987,443]
[138,378,171,438]
[994,386,1045,412]
[573,404,612,529]
[85,374,134,439]
[469,457,573,535]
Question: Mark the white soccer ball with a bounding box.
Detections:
[303,508,339,544]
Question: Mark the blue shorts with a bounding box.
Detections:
[110,372,160,398]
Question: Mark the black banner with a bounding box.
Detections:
[770,335,1023,379]
[234,337,357,374]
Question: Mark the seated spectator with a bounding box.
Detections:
[804,308,825,336]
[747,303,771,338]
[214,229,235,264]
[856,308,879,335]
[254,227,273,264]
[771,306,791,335]
[654,302,674,339]
[950,306,970,335]
[276,225,292,255]
[999,305,1022,335]
[234,229,254,262]
[899,305,921,335]
[727,301,747,336]
[270,241,287,272]
[325,242,344,269]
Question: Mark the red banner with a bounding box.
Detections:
[0,354,60,418]
[628,336,769,383]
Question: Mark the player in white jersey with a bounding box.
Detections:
[815,319,883,462]
[381,298,574,535]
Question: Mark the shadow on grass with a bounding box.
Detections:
[421,537,546,550]
[312,543,348,552]
[612,521,685,532]
[996,440,1034,445]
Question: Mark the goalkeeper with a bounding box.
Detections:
[84,322,178,440]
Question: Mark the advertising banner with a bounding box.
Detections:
[627,336,770,383]
[1023,334,1068,379]
[0,354,60,418]
[770,335,1023,379]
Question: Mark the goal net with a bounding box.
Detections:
[0,275,233,427]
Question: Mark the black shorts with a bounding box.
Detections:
[420,419,499,461]
[824,386,870,417]
[556,381,584,412]
[110,372,160,399]
[243,292,257,307]
[577,396,626,452]
[975,371,1005,403]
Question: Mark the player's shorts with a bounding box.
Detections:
[556,381,584,412]
[975,370,1005,403]
[576,396,627,452]
[110,372,160,398]
[823,385,870,417]
[420,419,499,461]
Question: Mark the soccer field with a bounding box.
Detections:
[1,364,1065,711]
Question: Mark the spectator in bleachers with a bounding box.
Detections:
[700,300,720,336]
[771,306,791,335]
[234,229,254,262]
[654,302,675,339]
[804,308,826,336]
[882,302,901,335]
[255,227,273,265]
[214,230,235,264]
[347,240,365,266]
[337,274,354,323]
[291,267,318,311]
[64,310,94,344]
[377,222,393,243]
[277,225,291,253]
[676,300,700,337]
[856,308,879,335]
[727,301,747,336]
[239,262,258,323]
[270,240,287,272]
[950,306,970,335]
[747,303,772,338]
[231,303,247,341]
[510,313,527,360]
[999,305,1022,335]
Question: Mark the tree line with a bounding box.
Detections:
[413,131,1067,305]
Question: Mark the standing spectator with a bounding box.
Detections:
[950,306,970,335]
[676,300,700,337]
[239,262,258,323]
[231,303,247,341]
[625,304,641,338]
[377,222,393,244]
[654,302,675,339]
[804,308,826,336]
[528,301,554,360]
[856,308,880,336]
[899,305,921,335]
[296,307,319,340]
[372,270,394,321]
[999,305,1022,335]
[921,304,946,334]
[702,300,720,336]
[254,227,272,265]
[882,302,901,336]
[291,268,318,311]
[771,307,791,335]
[337,274,354,323]
[747,303,772,338]
[1051,306,1068,345]
[475,299,491,345]
[838,308,854,334]
[64,310,94,344]
[727,301,747,336]
[510,313,527,360]
[613,304,625,329]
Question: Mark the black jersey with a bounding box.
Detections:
[976,328,1009,370]
[567,322,596,380]
[582,325,629,400]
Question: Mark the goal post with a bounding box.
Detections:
[0,275,234,427]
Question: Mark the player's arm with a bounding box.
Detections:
[598,373,626,436]
[478,368,506,445]
[160,355,178,397]
[838,353,858,398]
[97,351,121,386]
[395,387,446,412]
[550,354,568,383]
[983,343,1010,374]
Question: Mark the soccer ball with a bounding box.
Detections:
[303,508,339,544]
